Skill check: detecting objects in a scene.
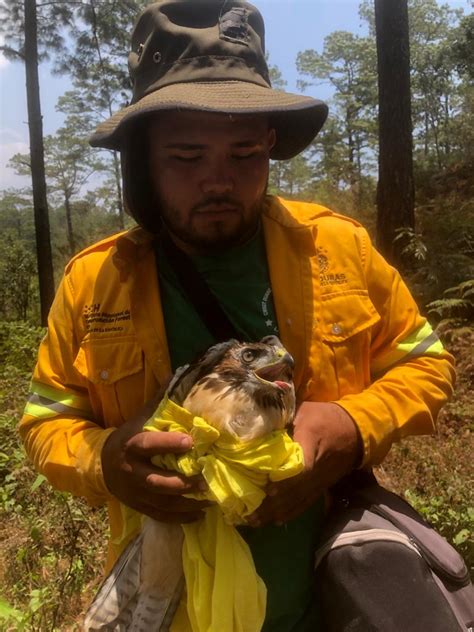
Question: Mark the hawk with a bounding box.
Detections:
[85,336,297,632]
[171,335,296,441]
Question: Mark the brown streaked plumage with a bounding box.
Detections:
[174,335,295,440]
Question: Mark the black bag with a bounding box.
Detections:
[314,472,474,632]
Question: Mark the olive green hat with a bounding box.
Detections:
[89,0,328,160]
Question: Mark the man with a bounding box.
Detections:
[20,1,454,630]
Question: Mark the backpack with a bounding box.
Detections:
[314,473,474,631]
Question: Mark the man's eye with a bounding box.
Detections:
[171,154,201,162]
[232,152,258,161]
[242,349,256,363]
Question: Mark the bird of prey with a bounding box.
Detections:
[85,335,297,632]
[171,335,296,440]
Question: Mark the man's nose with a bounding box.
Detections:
[200,158,234,195]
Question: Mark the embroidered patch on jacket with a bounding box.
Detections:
[316,247,348,287]
[219,7,249,45]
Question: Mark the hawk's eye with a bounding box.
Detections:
[241,349,257,363]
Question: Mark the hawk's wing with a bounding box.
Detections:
[84,532,183,632]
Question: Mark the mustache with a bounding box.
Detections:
[192,196,244,213]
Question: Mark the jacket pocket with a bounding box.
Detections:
[316,291,380,399]
[73,336,144,426]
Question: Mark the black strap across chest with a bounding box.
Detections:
[156,232,240,342]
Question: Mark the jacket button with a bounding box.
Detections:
[100,369,109,380]
[331,323,343,335]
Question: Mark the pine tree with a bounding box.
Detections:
[0,0,73,324]
[374,0,415,263]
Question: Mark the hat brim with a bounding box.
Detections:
[89,81,328,160]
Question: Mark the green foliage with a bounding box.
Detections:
[269,154,314,198]
[0,236,37,322]
[404,490,473,566]
[0,192,37,324]
[0,0,73,62]
[49,1,149,232]
[266,53,287,91]
[296,30,378,187]
[394,227,428,261]
[394,184,474,309]
[0,321,107,630]
[450,13,474,81]
[0,596,28,630]
[427,280,474,324]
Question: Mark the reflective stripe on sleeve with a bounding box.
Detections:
[371,321,444,376]
[23,381,92,420]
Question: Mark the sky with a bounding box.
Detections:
[0,0,469,190]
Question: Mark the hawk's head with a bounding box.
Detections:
[167,336,296,440]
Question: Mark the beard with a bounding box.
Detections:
[157,192,266,255]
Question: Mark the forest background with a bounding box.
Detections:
[0,0,473,629]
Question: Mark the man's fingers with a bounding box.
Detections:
[139,492,211,513]
[148,510,206,524]
[124,456,206,495]
[124,498,207,523]
[126,430,193,457]
[145,470,208,495]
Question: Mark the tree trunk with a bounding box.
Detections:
[375,0,415,265]
[424,111,429,156]
[24,0,55,325]
[64,193,76,255]
[112,150,125,229]
[444,92,450,157]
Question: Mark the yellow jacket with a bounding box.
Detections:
[19,196,455,568]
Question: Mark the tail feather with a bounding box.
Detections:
[84,530,184,631]
[84,535,143,631]
[129,577,184,632]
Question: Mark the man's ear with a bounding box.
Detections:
[268,128,276,151]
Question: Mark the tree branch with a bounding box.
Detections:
[0,45,25,61]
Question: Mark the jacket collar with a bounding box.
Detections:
[113,226,154,280]
[263,195,333,229]
[262,196,331,257]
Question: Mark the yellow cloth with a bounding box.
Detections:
[142,395,305,632]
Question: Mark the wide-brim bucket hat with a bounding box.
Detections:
[89,0,328,160]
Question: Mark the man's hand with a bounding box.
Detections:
[101,396,209,523]
[247,401,361,527]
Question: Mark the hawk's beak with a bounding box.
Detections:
[254,352,294,389]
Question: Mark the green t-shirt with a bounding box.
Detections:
[156,228,323,631]
[156,228,280,369]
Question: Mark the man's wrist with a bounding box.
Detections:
[332,403,363,470]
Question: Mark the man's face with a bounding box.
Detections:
[148,111,275,254]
